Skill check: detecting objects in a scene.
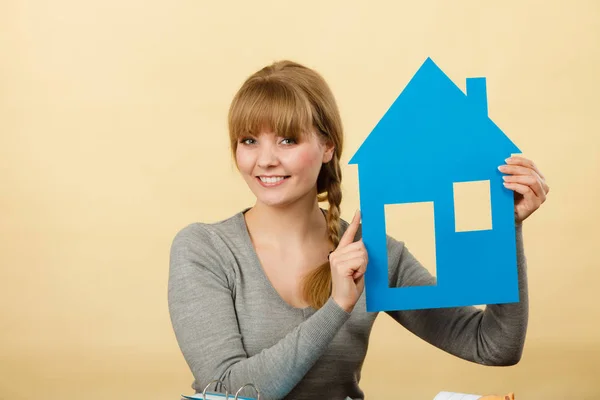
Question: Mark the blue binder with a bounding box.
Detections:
[180,380,259,400]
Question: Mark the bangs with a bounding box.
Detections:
[229,78,315,143]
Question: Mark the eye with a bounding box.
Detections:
[239,137,256,145]
[281,138,297,145]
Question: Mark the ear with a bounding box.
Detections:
[322,141,335,163]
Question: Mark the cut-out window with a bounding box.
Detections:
[385,202,437,284]
[453,180,492,232]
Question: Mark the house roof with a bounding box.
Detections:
[349,58,520,176]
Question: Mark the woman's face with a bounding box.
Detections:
[235,127,334,208]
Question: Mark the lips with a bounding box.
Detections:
[256,175,290,187]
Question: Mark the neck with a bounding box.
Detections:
[244,196,329,249]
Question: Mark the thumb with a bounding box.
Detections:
[338,209,361,248]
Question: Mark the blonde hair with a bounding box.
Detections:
[228,60,344,309]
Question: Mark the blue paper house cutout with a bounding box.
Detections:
[349,57,521,312]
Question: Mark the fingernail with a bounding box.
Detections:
[502,176,508,181]
[498,165,505,171]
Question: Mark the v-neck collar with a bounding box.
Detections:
[235,207,329,315]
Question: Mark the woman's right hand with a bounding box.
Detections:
[329,210,369,313]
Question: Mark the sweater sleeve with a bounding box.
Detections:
[385,223,528,366]
[167,224,351,400]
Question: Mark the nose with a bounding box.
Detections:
[256,142,279,168]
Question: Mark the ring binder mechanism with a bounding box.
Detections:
[181,379,260,400]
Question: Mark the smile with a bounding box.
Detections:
[256,176,290,187]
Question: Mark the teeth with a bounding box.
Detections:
[260,176,286,183]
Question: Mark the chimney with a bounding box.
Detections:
[466,77,488,116]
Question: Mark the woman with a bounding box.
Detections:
[168,60,549,400]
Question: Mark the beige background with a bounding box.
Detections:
[2,1,599,399]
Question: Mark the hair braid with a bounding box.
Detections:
[304,154,342,309]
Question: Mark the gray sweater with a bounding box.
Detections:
[168,208,528,400]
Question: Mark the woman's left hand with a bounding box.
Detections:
[499,155,550,224]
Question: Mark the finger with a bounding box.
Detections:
[332,239,365,256]
[336,260,359,277]
[334,254,368,271]
[498,164,539,177]
[503,181,537,198]
[332,250,368,268]
[352,259,368,277]
[352,270,365,280]
[336,257,368,277]
[331,249,366,262]
[506,156,546,180]
[507,156,549,194]
[338,209,361,248]
[500,163,549,196]
[503,174,545,200]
